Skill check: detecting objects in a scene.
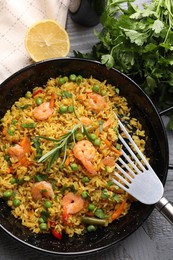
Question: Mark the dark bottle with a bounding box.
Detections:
[69,0,106,27]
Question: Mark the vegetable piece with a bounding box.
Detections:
[44,200,52,208]
[50,93,55,108]
[105,139,122,155]
[70,163,78,171]
[87,225,97,232]
[13,199,21,207]
[39,222,48,231]
[93,138,101,146]
[82,216,107,226]
[82,176,90,183]
[81,191,88,199]
[69,74,76,82]
[75,132,84,141]
[59,105,68,113]
[51,229,62,239]
[36,97,43,105]
[111,200,126,221]
[92,85,100,93]
[25,91,32,99]
[88,204,95,211]
[3,190,13,198]
[21,123,36,128]
[94,208,106,219]
[32,88,43,97]
[67,105,74,113]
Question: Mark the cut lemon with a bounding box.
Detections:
[25,19,70,62]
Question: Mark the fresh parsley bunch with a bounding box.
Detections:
[75,0,173,128]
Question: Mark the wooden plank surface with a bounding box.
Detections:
[1,1,173,259]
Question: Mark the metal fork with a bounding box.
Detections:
[112,118,173,224]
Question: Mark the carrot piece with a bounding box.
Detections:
[2,127,7,136]
[13,157,31,168]
[105,139,122,156]
[50,92,55,108]
[20,137,31,154]
[64,156,70,166]
[111,200,126,221]
[6,166,13,174]
[112,146,123,156]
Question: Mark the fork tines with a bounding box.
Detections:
[113,118,152,190]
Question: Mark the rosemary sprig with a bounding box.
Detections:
[37,124,81,171]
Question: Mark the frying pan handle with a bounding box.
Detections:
[159,106,173,116]
[155,197,173,225]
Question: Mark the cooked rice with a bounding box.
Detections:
[0,75,146,237]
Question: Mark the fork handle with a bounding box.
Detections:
[155,197,173,225]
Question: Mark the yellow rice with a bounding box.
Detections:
[0,75,146,237]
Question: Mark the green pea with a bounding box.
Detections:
[39,222,47,231]
[75,132,84,141]
[59,105,68,113]
[70,163,78,171]
[92,85,99,93]
[3,190,13,198]
[25,91,32,99]
[82,176,90,183]
[69,74,77,82]
[87,225,97,232]
[7,126,15,136]
[58,77,65,85]
[36,97,43,105]
[89,133,97,141]
[63,76,69,83]
[38,218,45,223]
[10,178,17,184]
[76,75,83,84]
[88,204,95,211]
[82,191,88,199]
[101,90,107,96]
[44,200,52,208]
[67,105,74,113]
[13,199,21,207]
[94,138,101,146]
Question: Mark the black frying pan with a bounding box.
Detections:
[0,58,170,256]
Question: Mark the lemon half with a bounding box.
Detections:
[25,19,70,62]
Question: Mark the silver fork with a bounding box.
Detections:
[112,118,173,224]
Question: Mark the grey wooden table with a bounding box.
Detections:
[1,1,173,260]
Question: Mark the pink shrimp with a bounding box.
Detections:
[79,116,92,126]
[102,119,112,130]
[8,137,31,161]
[62,192,85,215]
[31,181,54,201]
[87,93,106,113]
[33,102,53,121]
[102,156,115,167]
[8,144,25,160]
[73,140,97,175]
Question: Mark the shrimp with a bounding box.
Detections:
[87,93,106,113]
[102,119,112,130]
[79,116,92,126]
[102,156,115,167]
[73,140,97,175]
[31,181,54,201]
[8,137,31,161]
[62,192,85,215]
[33,102,53,121]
